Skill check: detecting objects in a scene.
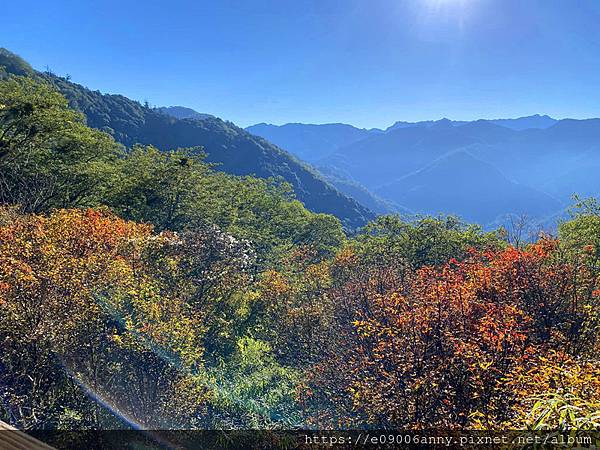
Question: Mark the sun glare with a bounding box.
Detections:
[423,0,473,12]
[417,0,477,33]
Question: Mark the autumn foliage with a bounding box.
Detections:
[301,239,600,429]
[1,76,600,432]
[3,203,600,431]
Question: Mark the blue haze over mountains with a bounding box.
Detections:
[245,115,600,228]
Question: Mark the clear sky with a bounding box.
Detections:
[3,0,600,128]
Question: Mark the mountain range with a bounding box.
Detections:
[247,116,599,227]
[245,122,382,163]
[247,115,559,165]
[384,114,557,132]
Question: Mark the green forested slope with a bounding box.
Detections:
[0,49,372,229]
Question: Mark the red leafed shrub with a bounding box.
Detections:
[308,239,599,428]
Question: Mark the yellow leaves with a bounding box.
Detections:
[352,319,381,338]
[305,262,332,285]
[111,333,123,345]
[334,245,357,267]
[503,350,600,429]
[165,257,179,271]
[348,386,362,404]
[260,269,290,297]
[0,208,156,355]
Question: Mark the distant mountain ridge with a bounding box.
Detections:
[490,114,557,130]
[245,122,381,162]
[247,115,559,148]
[384,115,558,132]
[322,118,600,226]
[3,47,594,229]
[156,106,214,121]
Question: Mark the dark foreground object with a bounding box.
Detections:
[0,421,55,450]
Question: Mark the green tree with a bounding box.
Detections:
[355,214,503,270]
[109,145,345,265]
[0,76,120,213]
[559,196,600,259]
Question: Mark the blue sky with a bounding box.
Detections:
[3,0,600,128]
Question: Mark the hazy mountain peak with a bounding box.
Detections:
[246,122,380,162]
[156,106,214,121]
[430,118,454,129]
[488,114,557,130]
[456,120,516,140]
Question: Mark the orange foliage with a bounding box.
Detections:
[310,239,599,429]
[0,208,152,348]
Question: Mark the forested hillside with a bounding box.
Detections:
[1,66,599,439]
[0,48,372,230]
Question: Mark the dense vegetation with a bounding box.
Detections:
[1,73,599,434]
